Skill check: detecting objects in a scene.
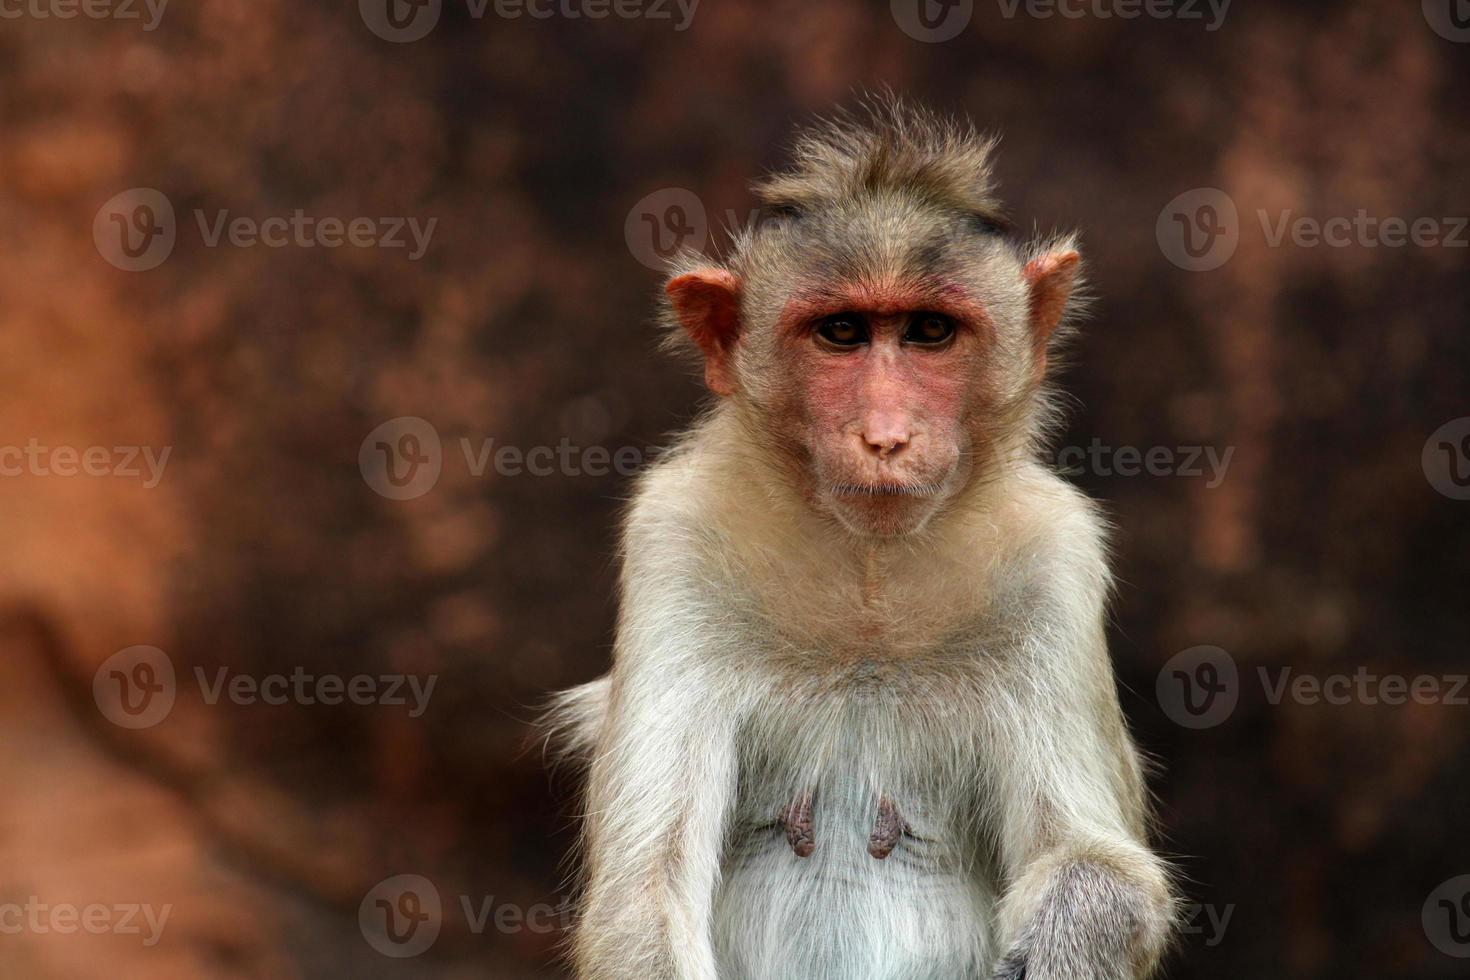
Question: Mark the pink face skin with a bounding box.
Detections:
[667,254,1077,539]
[769,281,994,538]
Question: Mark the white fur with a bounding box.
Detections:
[550,410,1173,979]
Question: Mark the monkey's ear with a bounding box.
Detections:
[666,268,741,397]
[1021,250,1081,375]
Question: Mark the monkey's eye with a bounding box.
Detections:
[815,314,868,348]
[904,313,955,346]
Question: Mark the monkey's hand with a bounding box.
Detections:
[978,531,1176,980]
[988,843,1173,980]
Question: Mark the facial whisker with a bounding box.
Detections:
[829,481,943,498]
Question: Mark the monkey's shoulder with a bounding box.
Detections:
[933,464,1112,597]
[618,426,803,559]
[1005,464,1110,564]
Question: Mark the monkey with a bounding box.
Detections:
[544,98,1176,980]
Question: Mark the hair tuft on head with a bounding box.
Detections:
[754,94,1005,224]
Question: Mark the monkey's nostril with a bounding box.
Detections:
[873,439,909,461]
[862,431,911,459]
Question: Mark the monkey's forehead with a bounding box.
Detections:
[752,183,1010,237]
[737,204,1018,287]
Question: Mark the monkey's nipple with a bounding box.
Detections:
[778,792,815,858]
[868,794,909,860]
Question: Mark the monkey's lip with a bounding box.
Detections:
[829,481,942,499]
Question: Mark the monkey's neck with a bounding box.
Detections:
[862,546,881,609]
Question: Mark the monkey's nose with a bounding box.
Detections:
[861,418,911,460]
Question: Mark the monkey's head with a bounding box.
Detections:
[664,100,1083,538]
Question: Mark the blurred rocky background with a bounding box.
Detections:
[0,0,1467,976]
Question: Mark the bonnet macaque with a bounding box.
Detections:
[547,100,1174,980]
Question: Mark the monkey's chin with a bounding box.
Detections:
[823,487,946,538]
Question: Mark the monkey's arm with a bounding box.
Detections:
[570,524,740,979]
[984,539,1175,979]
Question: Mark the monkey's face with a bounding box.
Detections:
[664,205,1081,539]
[761,284,998,538]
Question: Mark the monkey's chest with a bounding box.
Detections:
[714,777,996,980]
[713,680,999,979]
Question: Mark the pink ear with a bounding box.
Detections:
[666,268,741,396]
[1021,251,1080,373]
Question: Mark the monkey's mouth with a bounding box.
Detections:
[829,481,943,499]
